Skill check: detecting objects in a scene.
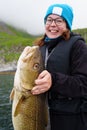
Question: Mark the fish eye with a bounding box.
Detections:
[33,63,40,70]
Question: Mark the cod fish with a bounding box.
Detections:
[10,46,48,130]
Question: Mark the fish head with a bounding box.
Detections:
[17,46,44,90]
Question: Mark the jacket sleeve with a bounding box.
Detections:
[51,40,87,98]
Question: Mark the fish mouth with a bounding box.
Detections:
[22,46,40,62]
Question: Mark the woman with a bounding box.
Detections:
[31,4,87,130]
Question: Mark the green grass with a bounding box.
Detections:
[0,22,87,63]
[0,25,37,62]
[73,28,87,42]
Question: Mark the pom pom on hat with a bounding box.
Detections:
[44,4,74,30]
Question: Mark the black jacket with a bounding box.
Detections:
[40,33,87,113]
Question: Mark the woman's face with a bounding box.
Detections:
[45,14,68,38]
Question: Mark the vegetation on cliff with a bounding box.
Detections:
[0,22,37,64]
[0,21,87,64]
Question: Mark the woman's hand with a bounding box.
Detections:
[31,70,52,95]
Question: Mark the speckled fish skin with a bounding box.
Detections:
[10,46,48,130]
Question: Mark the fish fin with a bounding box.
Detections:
[10,88,15,101]
[13,92,24,117]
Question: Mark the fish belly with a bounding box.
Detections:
[12,93,48,130]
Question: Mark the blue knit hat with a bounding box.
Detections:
[44,4,74,30]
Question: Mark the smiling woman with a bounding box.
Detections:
[34,3,87,130]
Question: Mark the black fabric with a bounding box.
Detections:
[50,110,87,130]
[41,34,84,74]
[49,98,81,113]
[40,33,87,114]
[40,33,87,130]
